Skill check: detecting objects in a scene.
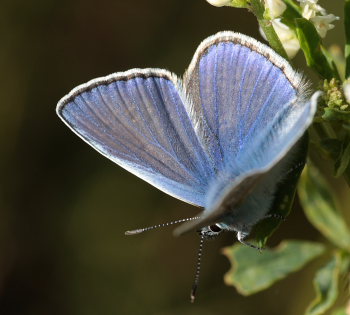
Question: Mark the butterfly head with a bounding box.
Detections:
[198,224,223,240]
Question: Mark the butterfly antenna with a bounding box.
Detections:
[125,216,201,235]
[190,234,205,303]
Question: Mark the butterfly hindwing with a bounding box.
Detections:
[184,32,305,171]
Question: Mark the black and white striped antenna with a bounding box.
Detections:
[190,234,205,303]
[125,215,206,303]
[125,216,201,235]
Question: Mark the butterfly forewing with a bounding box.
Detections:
[57,70,215,206]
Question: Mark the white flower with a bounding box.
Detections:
[272,19,300,58]
[343,80,350,105]
[206,0,232,6]
[298,0,325,19]
[310,14,340,38]
[264,0,287,19]
[297,0,339,38]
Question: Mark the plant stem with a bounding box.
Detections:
[249,0,289,60]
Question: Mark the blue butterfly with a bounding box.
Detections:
[57,30,319,258]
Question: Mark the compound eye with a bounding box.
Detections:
[209,224,222,233]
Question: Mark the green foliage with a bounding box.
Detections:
[295,18,335,80]
[280,0,302,29]
[283,0,301,17]
[298,165,350,251]
[318,139,341,164]
[314,78,350,180]
[323,109,350,122]
[334,140,350,178]
[306,253,342,315]
[223,240,325,295]
[316,131,350,179]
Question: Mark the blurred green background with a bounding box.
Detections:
[0,1,347,314]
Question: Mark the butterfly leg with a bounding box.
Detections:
[237,231,262,251]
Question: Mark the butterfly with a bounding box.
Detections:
[56,31,319,300]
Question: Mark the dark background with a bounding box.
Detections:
[0,1,346,314]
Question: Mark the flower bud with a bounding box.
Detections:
[264,0,287,19]
[206,0,232,7]
[206,0,247,7]
[298,0,325,20]
[272,19,300,58]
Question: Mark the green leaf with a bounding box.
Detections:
[223,240,325,295]
[306,252,342,315]
[298,165,350,251]
[322,108,350,122]
[319,138,342,161]
[345,0,350,78]
[339,251,350,274]
[295,18,335,79]
[281,0,302,29]
[334,141,350,178]
[253,136,308,248]
[321,47,342,82]
[283,0,301,16]
[319,138,350,178]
